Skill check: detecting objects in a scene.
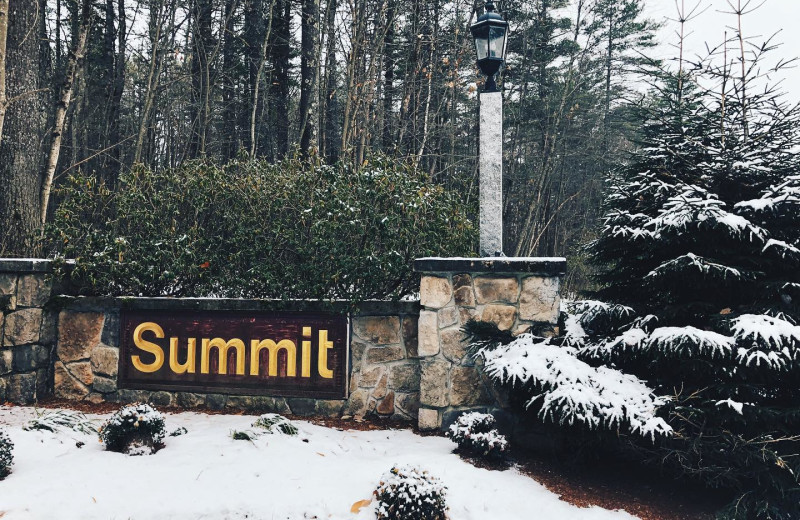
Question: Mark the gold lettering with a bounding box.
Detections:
[169,337,196,374]
[250,339,297,377]
[301,327,312,377]
[318,329,334,379]
[132,322,165,373]
[201,338,246,375]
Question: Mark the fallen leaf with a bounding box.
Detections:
[316,452,326,457]
[720,308,732,315]
[350,499,371,513]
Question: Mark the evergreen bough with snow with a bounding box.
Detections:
[0,429,13,479]
[98,403,166,456]
[580,50,800,519]
[252,414,298,435]
[374,465,447,520]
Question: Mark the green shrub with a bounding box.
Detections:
[98,403,166,455]
[46,154,475,302]
[24,409,96,435]
[0,429,13,479]
[375,465,447,520]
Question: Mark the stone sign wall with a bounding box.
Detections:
[413,257,566,430]
[0,257,565,431]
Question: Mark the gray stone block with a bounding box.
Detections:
[205,393,228,410]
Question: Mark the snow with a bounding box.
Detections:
[731,314,800,348]
[715,399,745,415]
[0,406,637,520]
[645,253,746,281]
[479,335,671,441]
[646,326,735,360]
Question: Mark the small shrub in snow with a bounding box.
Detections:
[24,409,96,435]
[447,412,508,460]
[252,414,298,435]
[98,403,166,455]
[169,426,188,437]
[0,429,13,479]
[374,465,447,520]
[230,429,261,441]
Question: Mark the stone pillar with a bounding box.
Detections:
[414,257,566,431]
[0,259,57,404]
[479,91,503,256]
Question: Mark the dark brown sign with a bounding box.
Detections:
[119,310,349,399]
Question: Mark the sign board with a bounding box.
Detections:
[119,310,349,399]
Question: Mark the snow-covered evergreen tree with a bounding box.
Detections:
[581,47,800,519]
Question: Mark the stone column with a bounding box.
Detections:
[414,257,566,431]
[479,91,503,257]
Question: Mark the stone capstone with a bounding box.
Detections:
[57,311,104,362]
[353,316,400,345]
[3,308,42,346]
[481,304,517,331]
[417,311,439,357]
[91,345,119,377]
[420,276,453,309]
[420,361,450,407]
[474,276,519,304]
[54,361,89,400]
[519,276,560,323]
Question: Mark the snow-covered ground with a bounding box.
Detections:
[0,406,636,520]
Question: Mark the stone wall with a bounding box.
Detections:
[50,296,420,420]
[0,260,57,403]
[414,257,566,430]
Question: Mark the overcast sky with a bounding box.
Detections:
[643,0,800,103]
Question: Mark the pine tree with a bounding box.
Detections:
[579,45,800,520]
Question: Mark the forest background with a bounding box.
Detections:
[0,0,796,295]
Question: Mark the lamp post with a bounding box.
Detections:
[471,1,508,257]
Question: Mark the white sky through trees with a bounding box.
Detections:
[644,0,800,102]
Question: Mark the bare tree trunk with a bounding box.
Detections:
[249,0,275,157]
[0,0,8,147]
[40,0,94,228]
[299,0,320,153]
[134,0,165,164]
[0,0,46,255]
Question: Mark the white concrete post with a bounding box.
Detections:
[479,91,503,257]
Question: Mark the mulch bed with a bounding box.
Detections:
[9,399,730,519]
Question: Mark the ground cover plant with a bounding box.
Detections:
[374,465,448,520]
[98,403,166,455]
[46,154,474,302]
[446,412,508,461]
[0,428,13,479]
[23,409,96,435]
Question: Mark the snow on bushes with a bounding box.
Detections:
[98,403,166,456]
[0,429,13,479]
[374,465,447,520]
[446,412,508,460]
[477,333,672,441]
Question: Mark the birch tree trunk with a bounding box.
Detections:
[40,0,94,227]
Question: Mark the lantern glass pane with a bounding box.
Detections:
[489,26,506,58]
[475,36,489,60]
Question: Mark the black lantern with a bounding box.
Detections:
[470,0,508,92]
